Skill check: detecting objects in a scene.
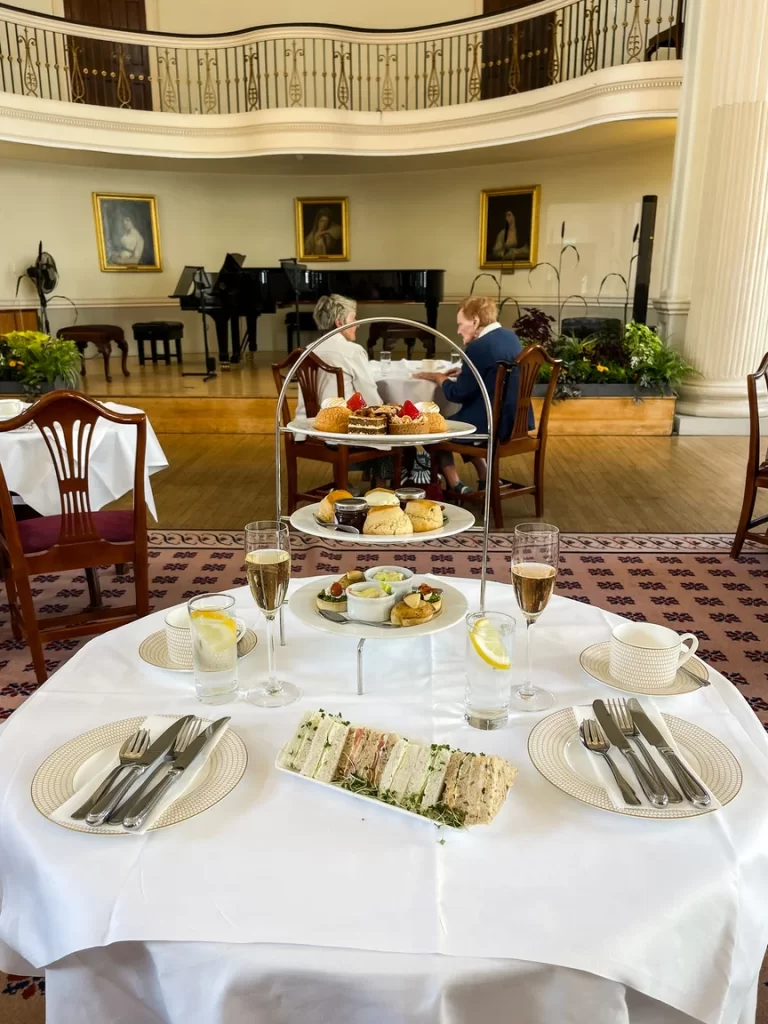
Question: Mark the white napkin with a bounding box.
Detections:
[573,700,720,811]
[50,715,229,835]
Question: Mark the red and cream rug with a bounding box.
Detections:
[0,531,766,1022]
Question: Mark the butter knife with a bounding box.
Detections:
[593,700,668,807]
[626,699,711,807]
[121,717,230,830]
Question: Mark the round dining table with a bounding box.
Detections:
[0,576,767,1024]
[370,359,462,417]
[0,400,168,520]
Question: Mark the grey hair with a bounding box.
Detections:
[313,293,357,331]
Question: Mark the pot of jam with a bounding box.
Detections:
[334,497,368,532]
[395,486,426,510]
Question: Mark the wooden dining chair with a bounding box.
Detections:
[273,349,378,513]
[731,352,768,559]
[0,390,150,683]
[430,345,561,528]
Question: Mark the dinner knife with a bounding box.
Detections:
[626,699,711,807]
[593,700,668,807]
[85,716,196,826]
[121,717,230,831]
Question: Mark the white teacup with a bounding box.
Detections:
[0,399,24,421]
[164,606,246,667]
[420,359,437,372]
[609,622,699,689]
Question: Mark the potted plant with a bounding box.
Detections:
[0,331,80,396]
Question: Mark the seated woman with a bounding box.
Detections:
[414,295,530,496]
[296,293,392,487]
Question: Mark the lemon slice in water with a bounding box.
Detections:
[470,617,511,670]
[191,610,237,654]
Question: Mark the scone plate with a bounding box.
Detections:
[290,502,477,544]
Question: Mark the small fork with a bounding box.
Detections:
[71,729,150,821]
[579,719,640,806]
[608,698,683,804]
[106,718,202,825]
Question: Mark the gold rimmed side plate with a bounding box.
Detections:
[139,628,258,673]
[580,641,707,696]
[528,706,742,819]
[31,715,248,835]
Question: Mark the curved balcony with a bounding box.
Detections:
[0,0,684,157]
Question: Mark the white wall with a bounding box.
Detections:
[8,0,482,30]
[0,142,674,353]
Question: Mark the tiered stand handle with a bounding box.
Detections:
[273,317,496,690]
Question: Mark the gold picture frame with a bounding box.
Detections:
[478,185,540,270]
[295,197,349,261]
[92,193,162,272]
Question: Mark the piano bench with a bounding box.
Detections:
[57,325,129,383]
[285,311,320,353]
[367,322,436,360]
[132,321,184,367]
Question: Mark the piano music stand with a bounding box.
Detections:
[280,258,307,350]
[182,267,217,381]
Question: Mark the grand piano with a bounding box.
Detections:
[171,255,445,364]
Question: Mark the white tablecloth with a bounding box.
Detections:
[1,579,768,1024]
[371,360,462,417]
[0,401,167,520]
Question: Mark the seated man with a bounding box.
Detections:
[415,295,531,495]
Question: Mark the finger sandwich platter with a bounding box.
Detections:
[290,488,477,544]
[289,571,469,641]
[277,709,518,828]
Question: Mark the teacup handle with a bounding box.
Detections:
[677,633,699,667]
[235,617,247,642]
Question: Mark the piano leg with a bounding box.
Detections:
[214,317,230,365]
[229,315,241,365]
[246,313,258,353]
[424,300,439,357]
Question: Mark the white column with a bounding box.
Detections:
[658,0,768,418]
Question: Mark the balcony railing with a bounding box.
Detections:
[0,0,684,115]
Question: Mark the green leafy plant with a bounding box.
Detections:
[531,322,694,400]
[0,330,80,395]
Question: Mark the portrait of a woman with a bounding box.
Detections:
[296,197,349,261]
[93,193,162,272]
[479,186,540,270]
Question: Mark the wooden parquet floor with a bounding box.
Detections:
[124,432,765,535]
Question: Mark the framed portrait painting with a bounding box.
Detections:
[478,186,540,270]
[295,197,349,261]
[92,193,162,272]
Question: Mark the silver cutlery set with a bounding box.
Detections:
[580,698,710,808]
[72,716,230,830]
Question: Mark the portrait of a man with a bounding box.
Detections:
[295,198,349,261]
[92,193,162,272]
[479,186,540,270]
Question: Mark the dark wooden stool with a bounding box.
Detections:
[731,351,768,558]
[57,325,130,383]
[132,321,184,366]
[367,321,436,360]
[285,312,320,352]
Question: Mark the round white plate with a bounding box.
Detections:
[290,501,477,544]
[139,628,258,672]
[528,706,742,819]
[580,641,708,695]
[284,417,478,448]
[289,575,468,641]
[31,716,248,834]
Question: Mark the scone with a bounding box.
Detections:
[314,406,351,433]
[389,414,427,436]
[317,489,353,523]
[363,505,414,536]
[365,488,400,507]
[405,499,444,533]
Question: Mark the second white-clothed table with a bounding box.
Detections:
[1,579,768,1024]
[370,358,462,417]
[0,400,168,520]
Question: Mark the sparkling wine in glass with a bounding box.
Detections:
[244,520,300,707]
[510,523,559,712]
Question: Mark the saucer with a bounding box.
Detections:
[579,641,708,695]
[139,628,258,672]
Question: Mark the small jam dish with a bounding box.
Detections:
[363,565,414,601]
[346,581,397,623]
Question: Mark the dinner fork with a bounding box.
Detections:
[105,718,202,825]
[318,610,396,628]
[579,719,641,806]
[607,698,683,803]
[70,729,150,820]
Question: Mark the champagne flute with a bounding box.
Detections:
[243,520,300,707]
[509,523,559,712]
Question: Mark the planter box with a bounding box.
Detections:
[0,379,77,397]
[531,392,676,436]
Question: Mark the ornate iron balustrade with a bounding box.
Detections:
[0,0,685,114]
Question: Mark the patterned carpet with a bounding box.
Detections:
[0,531,766,1021]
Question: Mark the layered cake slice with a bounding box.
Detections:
[348,409,387,435]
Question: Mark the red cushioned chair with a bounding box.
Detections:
[0,390,149,682]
